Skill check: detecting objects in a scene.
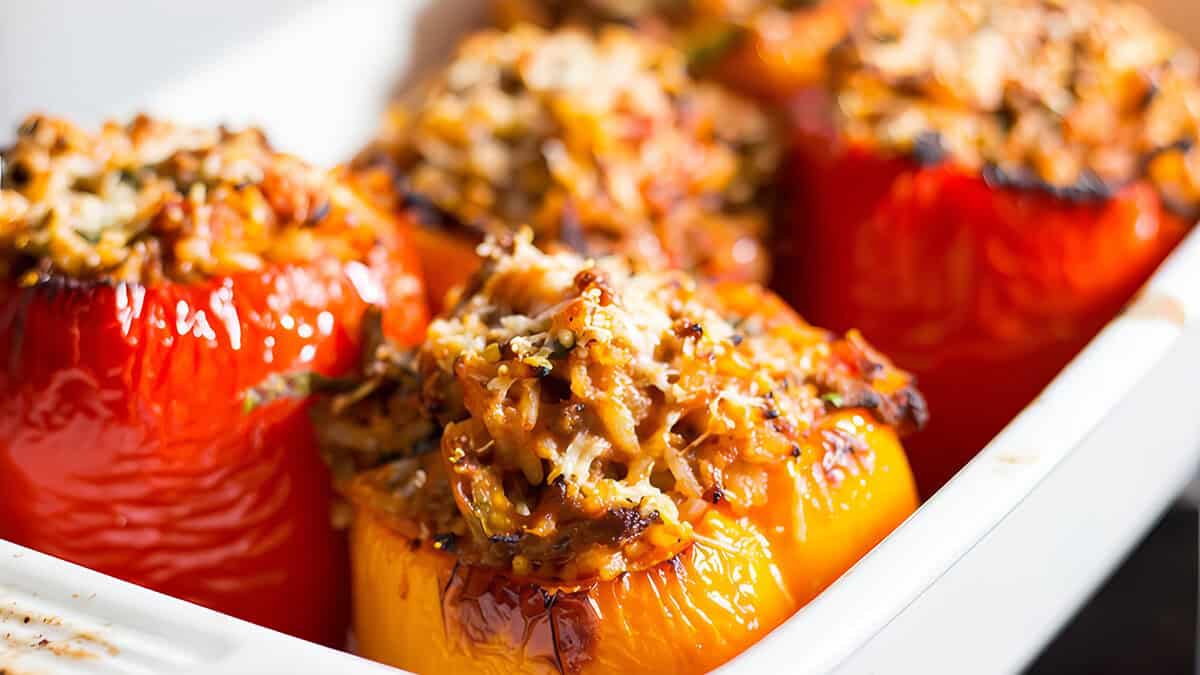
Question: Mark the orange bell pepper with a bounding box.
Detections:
[348,410,915,674]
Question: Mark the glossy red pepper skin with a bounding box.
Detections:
[774,135,1189,495]
[0,243,427,645]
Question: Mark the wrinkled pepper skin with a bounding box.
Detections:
[774,137,1190,495]
[350,411,916,674]
[0,243,428,645]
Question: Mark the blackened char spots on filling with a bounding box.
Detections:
[400,185,480,237]
[910,131,947,167]
[812,333,929,435]
[481,501,657,570]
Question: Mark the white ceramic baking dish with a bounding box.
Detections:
[3,2,1199,673]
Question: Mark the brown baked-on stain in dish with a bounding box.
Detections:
[0,603,120,661]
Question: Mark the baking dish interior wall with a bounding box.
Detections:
[0,0,483,164]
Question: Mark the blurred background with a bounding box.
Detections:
[0,0,486,162]
[1,1,1198,673]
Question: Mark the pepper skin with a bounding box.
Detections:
[342,163,481,314]
[702,0,867,104]
[774,139,1190,495]
[0,214,428,645]
[349,410,916,674]
[408,221,483,314]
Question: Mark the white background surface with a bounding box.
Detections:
[2,1,317,133]
[0,0,484,164]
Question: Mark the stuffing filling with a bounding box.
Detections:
[354,24,778,283]
[832,0,1200,214]
[0,114,392,284]
[307,232,924,582]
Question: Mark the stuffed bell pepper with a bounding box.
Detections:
[351,25,778,312]
[0,115,428,643]
[302,231,925,673]
[773,0,1196,493]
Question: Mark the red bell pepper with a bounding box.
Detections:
[774,131,1189,494]
[0,183,428,645]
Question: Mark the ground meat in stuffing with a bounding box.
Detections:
[0,114,394,284]
[353,24,778,283]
